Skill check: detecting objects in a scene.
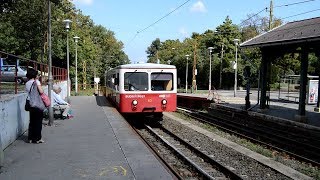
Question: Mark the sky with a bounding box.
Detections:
[72,0,320,63]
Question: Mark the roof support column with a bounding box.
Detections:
[295,47,309,122]
[315,52,320,112]
[259,50,269,110]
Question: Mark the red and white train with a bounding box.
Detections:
[104,63,177,121]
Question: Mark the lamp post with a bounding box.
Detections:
[63,19,72,102]
[219,43,224,89]
[208,47,214,92]
[168,47,176,65]
[73,36,80,95]
[233,39,240,97]
[185,54,190,93]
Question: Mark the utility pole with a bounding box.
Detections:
[47,0,54,125]
[219,43,224,89]
[192,43,197,93]
[269,0,273,30]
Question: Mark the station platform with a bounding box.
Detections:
[0,96,173,180]
[179,90,320,128]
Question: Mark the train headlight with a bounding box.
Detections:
[161,99,167,105]
[132,100,138,106]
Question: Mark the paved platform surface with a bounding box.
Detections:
[179,90,320,127]
[0,96,173,180]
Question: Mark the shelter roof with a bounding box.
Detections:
[241,17,320,48]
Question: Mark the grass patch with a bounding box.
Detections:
[171,111,193,122]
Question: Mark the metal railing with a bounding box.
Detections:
[0,51,67,96]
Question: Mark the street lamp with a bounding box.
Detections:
[167,47,176,65]
[208,47,214,92]
[73,36,80,95]
[233,39,240,97]
[185,54,190,93]
[63,19,72,102]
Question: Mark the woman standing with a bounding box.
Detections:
[25,68,45,143]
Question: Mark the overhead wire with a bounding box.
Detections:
[240,0,318,27]
[281,8,320,20]
[137,0,192,34]
[126,0,192,47]
[274,0,317,8]
[252,7,320,27]
[238,0,319,29]
[239,7,268,26]
[126,0,319,48]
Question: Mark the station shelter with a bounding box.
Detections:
[240,17,320,122]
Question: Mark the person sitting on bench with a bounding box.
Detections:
[52,85,70,119]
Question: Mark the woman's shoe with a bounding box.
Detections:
[36,139,45,144]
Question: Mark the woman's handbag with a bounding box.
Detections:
[29,81,46,111]
[25,82,34,111]
[25,99,31,111]
[41,93,51,107]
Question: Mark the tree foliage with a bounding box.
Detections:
[145,14,315,90]
[0,0,129,86]
[146,16,242,89]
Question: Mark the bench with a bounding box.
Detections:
[285,95,299,102]
[43,106,64,119]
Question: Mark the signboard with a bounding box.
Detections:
[308,80,319,104]
[94,77,100,84]
[231,61,237,70]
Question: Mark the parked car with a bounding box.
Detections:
[1,65,28,84]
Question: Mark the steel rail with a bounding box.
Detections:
[209,106,320,144]
[130,123,183,180]
[177,107,320,167]
[145,125,243,180]
[197,110,320,152]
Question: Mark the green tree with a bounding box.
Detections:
[0,0,129,87]
[146,38,161,63]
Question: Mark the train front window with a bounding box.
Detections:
[124,72,148,91]
[151,73,173,91]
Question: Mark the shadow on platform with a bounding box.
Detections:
[95,96,113,107]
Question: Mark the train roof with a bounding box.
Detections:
[115,63,176,69]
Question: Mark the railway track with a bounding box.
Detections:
[177,106,320,167]
[134,123,243,179]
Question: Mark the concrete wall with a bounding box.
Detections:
[0,94,29,150]
[0,81,67,166]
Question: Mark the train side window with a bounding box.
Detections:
[115,73,119,85]
[114,78,118,85]
[151,73,173,91]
